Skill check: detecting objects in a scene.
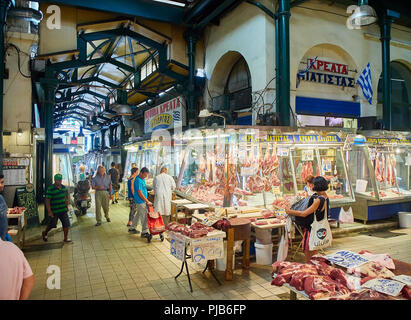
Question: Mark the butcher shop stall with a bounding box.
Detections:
[174,127,355,219]
[345,131,411,224]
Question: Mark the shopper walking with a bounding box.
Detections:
[108,162,120,204]
[128,167,152,241]
[153,167,176,226]
[92,165,112,226]
[0,236,34,299]
[127,167,139,227]
[41,174,72,243]
[284,176,330,263]
[0,174,11,242]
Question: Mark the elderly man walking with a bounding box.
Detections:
[153,167,176,226]
[92,165,112,226]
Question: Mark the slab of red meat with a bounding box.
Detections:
[278,263,318,283]
[330,268,354,290]
[255,220,268,226]
[304,275,337,300]
[401,286,411,300]
[289,270,318,291]
[347,261,395,279]
[271,275,287,287]
[329,289,395,300]
[272,261,297,273]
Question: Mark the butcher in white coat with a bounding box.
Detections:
[153,167,176,225]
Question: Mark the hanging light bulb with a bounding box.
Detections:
[17,128,23,137]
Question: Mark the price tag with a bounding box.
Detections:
[322,160,332,173]
[277,147,289,157]
[201,215,219,227]
[362,278,405,297]
[302,149,314,161]
[169,232,186,262]
[241,167,254,176]
[191,236,224,263]
[324,250,369,269]
[391,275,411,287]
[272,186,281,195]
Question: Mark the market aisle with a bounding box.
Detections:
[24,200,411,300]
[24,200,289,300]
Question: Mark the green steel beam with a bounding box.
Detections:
[278,0,291,126]
[38,0,184,24]
[70,98,100,108]
[87,39,111,59]
[0,0,12,175]
[127,37,137,69]
[194,0,240,31]
[184,30,198,127]
[245,0,275,19]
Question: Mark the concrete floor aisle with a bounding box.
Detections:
[24,199,411,300]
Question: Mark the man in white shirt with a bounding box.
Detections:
[153,167,176,225]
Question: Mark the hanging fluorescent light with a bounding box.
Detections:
[153,0,186,7]
[196,69,206,77]
[349,0,377,27]
[112,104,133,116]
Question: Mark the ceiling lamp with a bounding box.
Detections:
[112,104,133,116]
[349,0,377,27]
[17,128,23,137]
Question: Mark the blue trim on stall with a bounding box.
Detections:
[367,202,411,221]
[296,96,361,117]
[237,114,252,125]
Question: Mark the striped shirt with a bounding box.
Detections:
[46,184,68,214]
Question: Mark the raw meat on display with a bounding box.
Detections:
[347,261,395,280]
[255,220,268,226]
[358,250,395,270]
[7,207,26,214]
[391,155,396,185]
[329,289,395,300]
[303,275,350,300]
[401,286,411,300]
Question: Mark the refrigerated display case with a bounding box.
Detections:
[346,133,411,223]
[174,128,355,215]
[53,145,75,192]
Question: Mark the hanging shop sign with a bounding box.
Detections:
[144,96,186,134]
[366,137,411,145]
[264,134,342,144]
[297,58,355,88]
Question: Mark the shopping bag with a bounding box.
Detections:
[308,201,332,251]
[148,214,165,233]
[339,207,354,223]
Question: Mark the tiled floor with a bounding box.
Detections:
[24,199,411,300]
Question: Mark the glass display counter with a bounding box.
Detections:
[346,133,411,223]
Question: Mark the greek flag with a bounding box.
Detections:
[357,63,373,104]
[296,56,318,88]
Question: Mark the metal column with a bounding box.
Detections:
[275,12,280,117]
[278,0,291,126]
[120,122,127,179]
[40,76,58,224]
[0,0,12,175]
[184,30,198,127]
[380,15,393,130]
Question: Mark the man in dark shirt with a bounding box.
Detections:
[108,162,120,204]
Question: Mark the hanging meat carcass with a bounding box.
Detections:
[301,162,307,182]
[390,155,396,185]
[375,153,383,183]
[381,153,385,183]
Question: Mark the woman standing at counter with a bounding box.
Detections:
[284,176,330,263]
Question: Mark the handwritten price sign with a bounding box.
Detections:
[169,232,186,262]
[391,275,411,287]
[362,278,405,297]
[325,250,369,269]
[191,236,224,263]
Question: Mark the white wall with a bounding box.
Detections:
[203,0,411,123]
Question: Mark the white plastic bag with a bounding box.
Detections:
[339,207,354,223]
[277,230,288,261]
[309,202,332,251]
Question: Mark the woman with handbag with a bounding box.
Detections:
[283,176,331,263]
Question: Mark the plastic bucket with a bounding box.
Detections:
[398,212,411,228]
[216,241,235,271]
[255,228,272,245]
[254,242,273,265]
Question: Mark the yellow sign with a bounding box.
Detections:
[150,114,173,131]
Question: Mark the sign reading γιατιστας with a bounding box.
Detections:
[362,278,405,297]
[324,250,369,269]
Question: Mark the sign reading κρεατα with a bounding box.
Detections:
[144,96,186,133]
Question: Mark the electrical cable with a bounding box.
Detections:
[5,43,31,78]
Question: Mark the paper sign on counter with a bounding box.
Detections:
[191,236,224,264]
[325,250,369,269]
[391,275,411,287]
[169,232,186,261]
[362,278,405,297]
[355,179,368,193]
[302,149,314,161]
